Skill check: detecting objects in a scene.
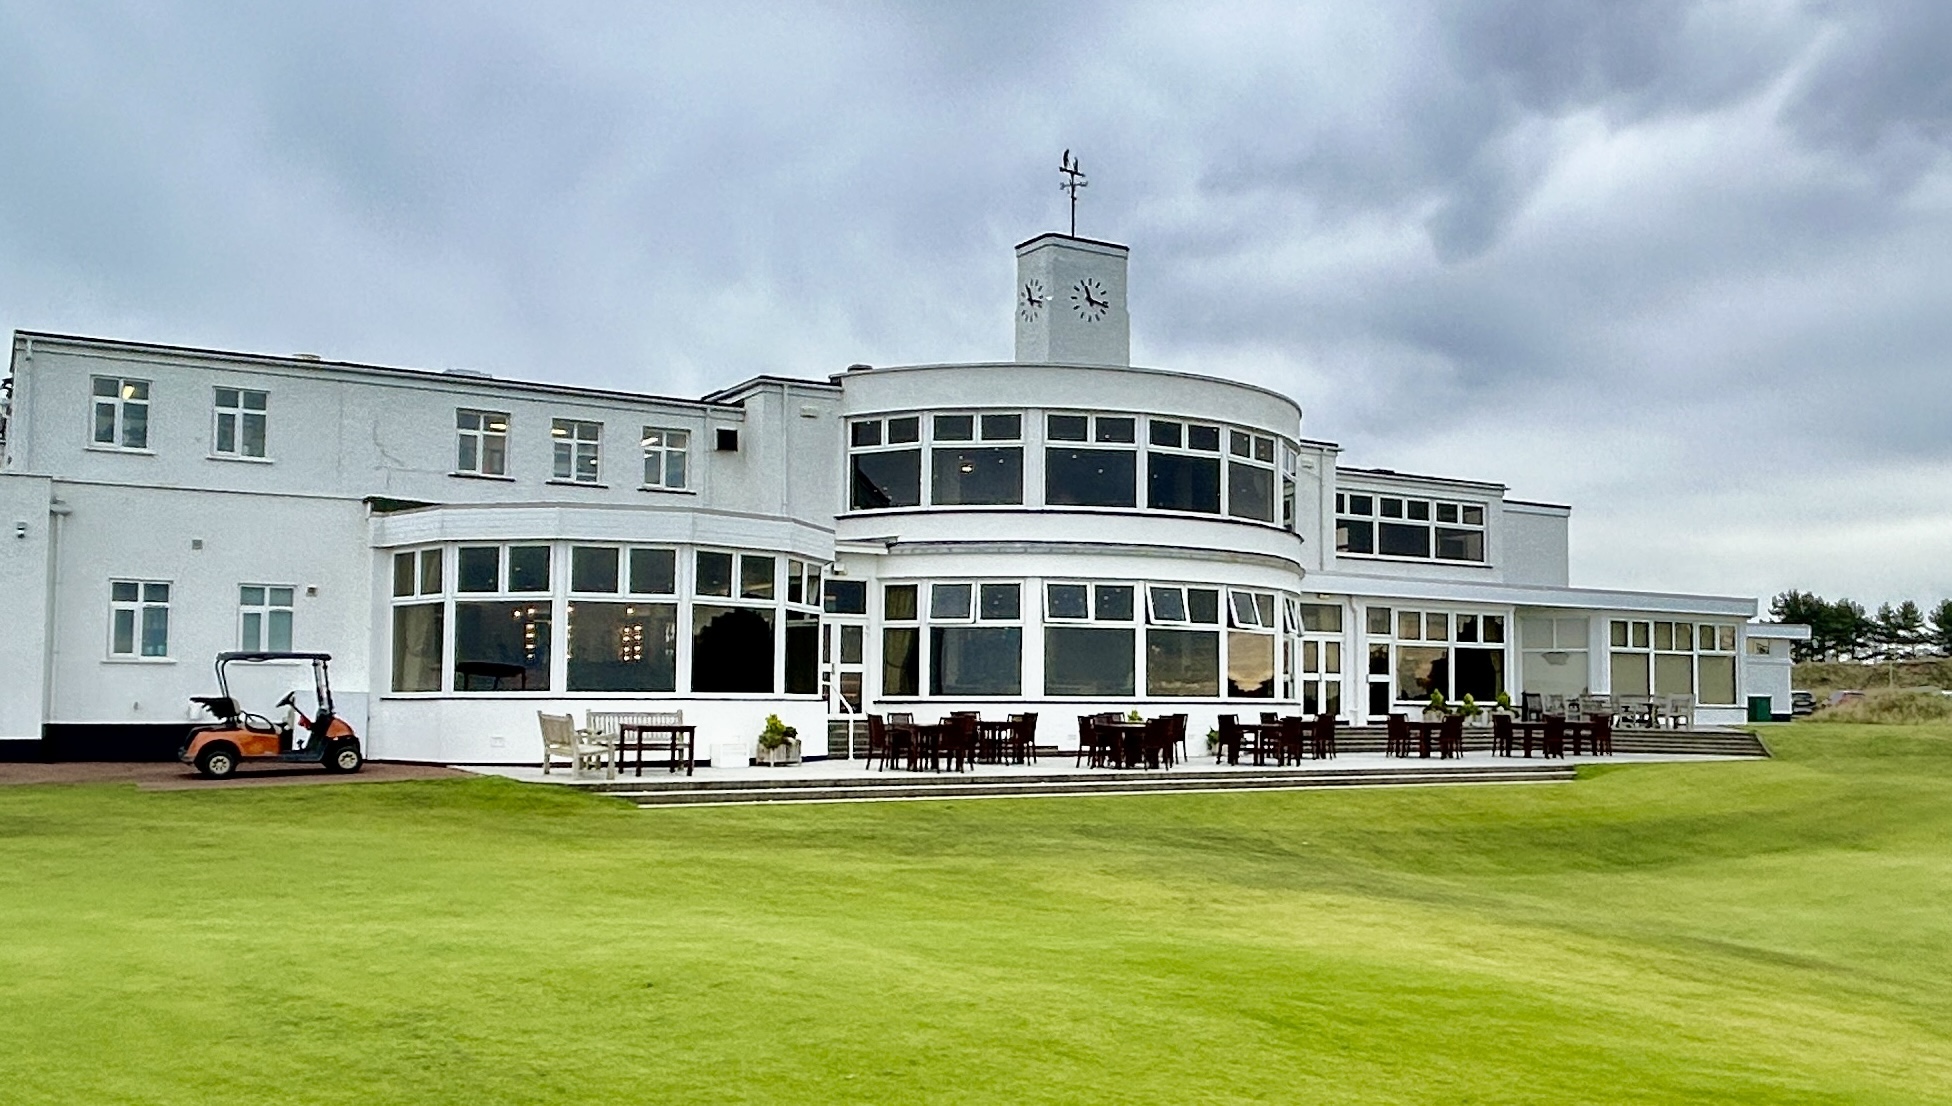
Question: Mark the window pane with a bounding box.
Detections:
[1398,611,1420,640]
[1149,587,1186,623]
[93,377,120,398]
[665,442,687,488]
[1611,620,1628,647]
[1044,627,1135,696]
[1482,615,1505,644]
[1095,585,1134,622]
[979,582,1020,621]
[851,450,922,509]
[1426,613,1449,641]
[824,579,867,614]
[1226,632,1275,697]
[481,432,506,475]
[1462,505,1485,525]
[930,626,1021,695]
[1146,629,1219,696]
[884,584,918,621]
[786,612,819,695]
[567,601,677,692]
[1096,417,1136,443]
[112,580,139,603]
[143,583,170,603]
[218,388,241,409]
[241,413,266,457]
[851,421,882,447]
[1407,500,1431,521]
[1455,648,1504,701]
[1254,437,1275,464]
[393,554,416,597]
[1395,645,1446,701]
[1299,603,1342,633]
[1227,463,1275,522]
[1381,498,1403,518]
[1337,519,1374,554]
[1148,453,1221,513]
[628,548,677,594]
[1654,622,1673,651]
[691,604,775,693]
[390,604,443,691]
[1455,614,1478,643]
[457,547,499,592]
[508,546,550,592]
[695,551,733,597]
[1150,420,1182,447]
[1186,425,1221,451]
[1720,626,1737,652]
[458,433,479,472]
[1047,414,1088,441]
[420,551,443,595]
[571,547,619,593]
[240,585,265,606]
[839,624,864,663]
[1697,654,1736,705]
[933,414,974,441]
[1187,589,1220,624]
[1632,622,1650,649]
[453,601,551,691]
[1378,522,1430,557]
[138,605,169,656]
[240,611,262,651]
[1368,607,1391,635]
[1046,583,1089,620]
[1229,430,1252,457]
[112,608,135,654]
[1611,651,1651,696]
[1046,448,1136,508]
[1654,653,1693,696]
[883,627,919,695]
[216,411,237,454]
[122,403,147,449]
[980,413,1021,440]
[740,555,776,599]
[887,416,920,443]
[1435,528,1483,561]
[95,402,118,443]
[931,583,972,620]
[267,610,293,652]
[268,586,293,607]
[932,446,1023,506]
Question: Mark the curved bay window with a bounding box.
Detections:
[1042,581,1136,696]
[929,581,1023,696]
[1146,584,1221,696]
[849,416,921,509]
[692,550,777,693]
[930,413,1023,506]
[1147,419,1222,514]
[1045,414,1138,508]
[454,544,553,691]
[568,546,678,692]
[1225,588,1278,698]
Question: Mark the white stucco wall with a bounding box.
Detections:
[0,474,52,741]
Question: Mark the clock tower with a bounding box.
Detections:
[1013,233,1130,366]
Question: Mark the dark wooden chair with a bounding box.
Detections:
[936,714,976,773]
[1438,714,1465,759]
[1274,715,1306,765]
[1520,692,1543,722]
[1075,716,1112,768]
[1589,713,1613,756]
[1217,714,1243,765]
[1166,714,1188,767]
[1385,713,1412,758]
[865,714,891,771]
[1491,713,1514,757]
[1542,714,1567,759]
[1008,712,1038,764]
[1311,713,1337,759]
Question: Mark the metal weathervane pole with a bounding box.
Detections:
[1060,150,1088,236]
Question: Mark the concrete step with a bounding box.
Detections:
[607,763,1578,807]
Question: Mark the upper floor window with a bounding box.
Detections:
[551,419,602,483]
[1226,430,1277,523]
[1147,418,1222,514]
[930,412,1022,506]
[238,585,294,651]
[455,410,509,476]
[1046,413,1137,508]
[213,388,268,458]
[91,377,150,450]
[1336,493,1486,562]
[641,428,689,490]
[849,415,922,509]
[109,580,170,657]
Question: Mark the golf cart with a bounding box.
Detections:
[180,651,363,779]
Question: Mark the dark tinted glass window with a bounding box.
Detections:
[508,546,550,592]
[884,584,918,620]
[883,628,919,695]
[692,604,775,693]
[785,612,819,694]
[851,449,921,509]
[1094,585,1134,621]
[1047,448,1136,507]
[933,414,974,441]
[740,555,775,599]
[1044,627,1135,696]
[1096,417,1136,443]
[1150,420,1181,447]
[887,417,920,443]
[695,551,733,597]
[1435,528,1484,562]
[1047,414,1088,441]
[1146,629,1218,696]
[824,579,867,614]
[851,421,881,447]
[1187,588,1220,624]
[932,446,1022,505]
[1046,584,1089,620]
[571,547,619,593]
[457,547,499,592]
[930,627,1022,695]
[628,548,676,594]
[1187,425,1221,451]
[1338,519,1374,554]
[980,413,1020,440]
[1227,464,1275,522]
[979,582,1020,620]
[1378,522,1430,558]
[1147,453,1220,513]
[567,602,676,691]
[454,602,551,691]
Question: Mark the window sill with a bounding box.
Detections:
[449,471,516,482]
[638,485,696,495]
[545,479,609,489]
[208,453,274,464]
[86,445,155,456]
[102,656,176,665]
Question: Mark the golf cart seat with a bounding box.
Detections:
[191,696,240,724]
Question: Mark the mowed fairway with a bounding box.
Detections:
[3,725,1950,1104]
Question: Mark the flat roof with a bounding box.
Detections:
[1338,466,1508,494]
[1747,622,1813,639]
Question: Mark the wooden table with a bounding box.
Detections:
[1502,719,1598,758]
[1092,722,1155,769]
[616,722,697,776]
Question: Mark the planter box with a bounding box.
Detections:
[756,737,802,767]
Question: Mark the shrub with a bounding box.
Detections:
[1815,688,1952,726]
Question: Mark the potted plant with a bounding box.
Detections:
[1460,693,1484,726]
[1492,690,1514,720]
[756,714,801,767]
[1127,709,1144,723]
[1424,689,1449,721]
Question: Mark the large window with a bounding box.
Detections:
[882,583,920,695]
[455,409,509,476]
[1045,413,1137,508]
[391,549,444,692]
[212,388,268,459]
[551,419,602,483]
[567,545,677,692]
[1147,418,1222,514]
[849,416,922,509]
[1379,608,1506,704]
[109,580,170,657]
[238,585,294,651]
[784,559,822,695]
[641,428,689,490]
[1609,619,1738,705]
[692,550,777,693]
[1043,581,1137,696]
[1226,431,1277,523]
[929,581,1023,695]
[1337,493,1486,563]
[91,377,150,450]
[1146,584,1221,696]
[1226,588,1278,697]
[1520,616,1590,699]
[930,413,1023,506]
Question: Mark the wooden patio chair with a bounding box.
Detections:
[1491,712,1515,757]
[1385,713,1412,758]
[1520,692,1543,722]
[1311,713,1338,760]
[1438,714,1465,759]
[537,711,615,779]
[1216,714,1244,765]
[1589,713,1614,756]
[865,714,892,771]
[1541,715,1567,759]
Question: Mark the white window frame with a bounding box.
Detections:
[238,584,295,651]
[641,427,690,490]
[212,387,269,459]
[1335,491,1487,563]
[1145,584,1222,626]
[109,579,171,658]
[91,376,151,450]
[455,409,510,476]
[551,419,603,484]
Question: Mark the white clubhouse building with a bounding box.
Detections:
[0,232,1780,763]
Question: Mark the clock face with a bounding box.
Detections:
[1017,277,1047,322]
[1070,276,1111,322]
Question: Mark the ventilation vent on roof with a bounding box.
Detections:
[846,363,872,372]
[715,428,739,452]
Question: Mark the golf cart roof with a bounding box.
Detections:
[217,651,334,663]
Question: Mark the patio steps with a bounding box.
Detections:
[590,762,1579,808]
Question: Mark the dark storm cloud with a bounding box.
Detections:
[1,1,1947,599]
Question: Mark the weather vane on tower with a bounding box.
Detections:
[1059,150,1088,236]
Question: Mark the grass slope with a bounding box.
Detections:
[3,724,1950,1104]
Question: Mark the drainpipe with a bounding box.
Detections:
[43,497,70,732]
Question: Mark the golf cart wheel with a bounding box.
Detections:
[325,742,364,774]
[195,744,240,780]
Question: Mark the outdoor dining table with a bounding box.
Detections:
[1502,717,1600,758]
[1093,721,1153,769]
[1404,719,1443,758]
[615,721,698,777]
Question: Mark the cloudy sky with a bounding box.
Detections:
[3,1,1948,608]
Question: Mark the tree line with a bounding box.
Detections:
[1771,591,1952,662]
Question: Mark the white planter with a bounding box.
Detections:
[711,742,752,769]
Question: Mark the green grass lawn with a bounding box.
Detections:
[4,725,1950,1104]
